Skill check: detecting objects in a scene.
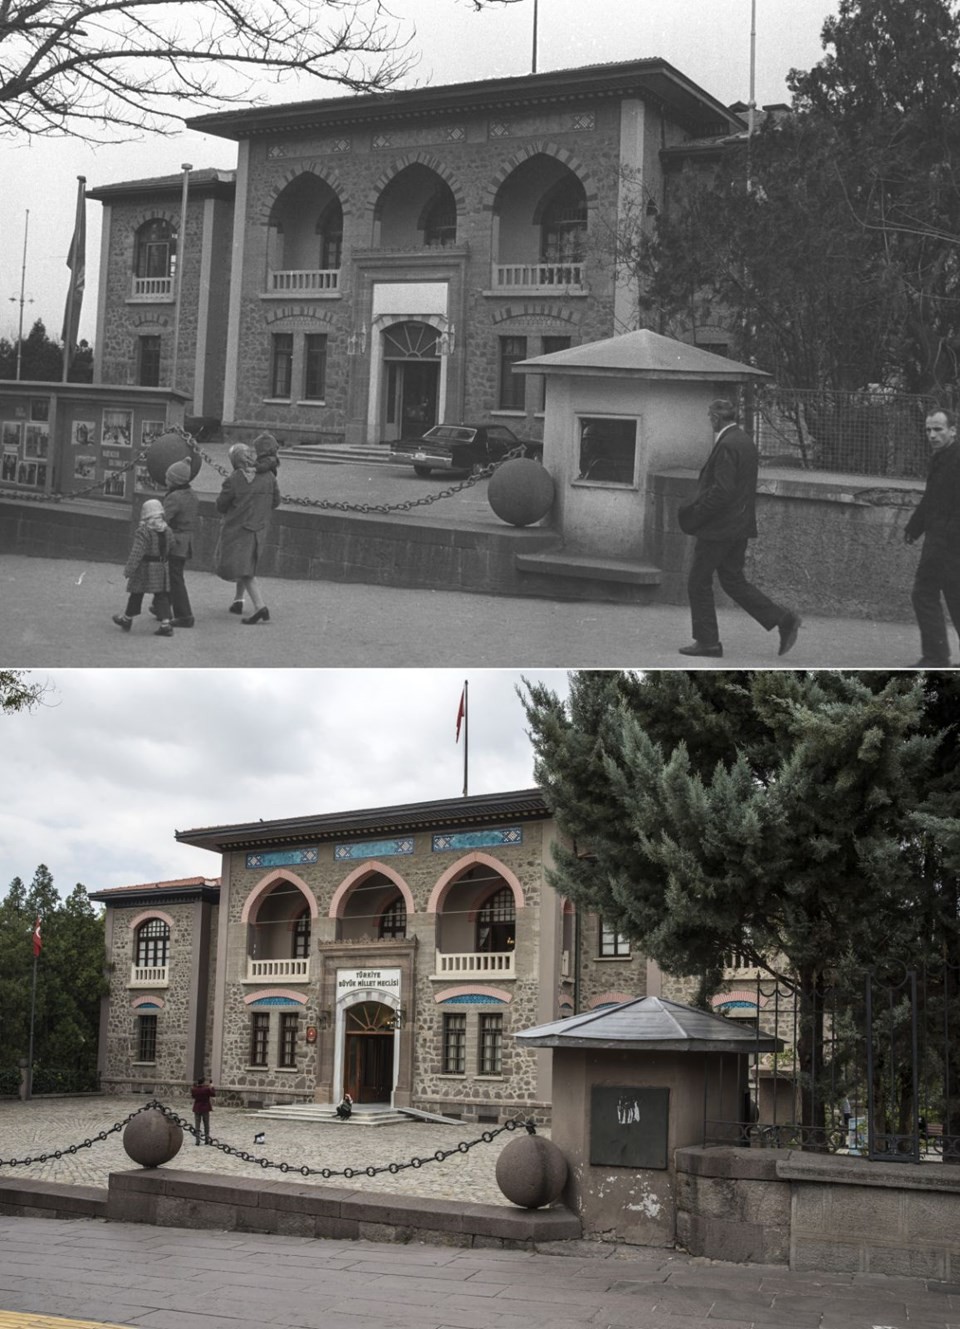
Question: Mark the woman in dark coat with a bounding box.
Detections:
[216,436,280,623]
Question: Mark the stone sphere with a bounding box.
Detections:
[144,432,203,486]
[495,1133,568,1209]
[487,457,555,527]
[122,1108,184,1168]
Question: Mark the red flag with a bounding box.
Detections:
[455,688,465,743]
[61,176,87,359]
[32,917,42,957]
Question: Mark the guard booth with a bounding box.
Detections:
[515,330,771,562]
[517,995,781,1247]
[0,382,189,505]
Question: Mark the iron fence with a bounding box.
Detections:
[754,386,942,480]
[704,963,960,1162]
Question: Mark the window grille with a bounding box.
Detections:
[271,334,293,398]
[443,1013,466,1074]
[379,896,407,939]
[250,1012,269,1067]
[479,1013,503,1075]
[136,918,169,968]
[137,1013,157,1063]
[279,1012,298,1068]
[476,885,516,953]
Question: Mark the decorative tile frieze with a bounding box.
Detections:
[266,143,288,159]
[335,837,415,860]
[489,120,511,138]
[445,126,466,142]
[432,827,523,851]
[332,138,351,153]
[372,132,392,149]
[571,111,596,131]
[245,847,319,869]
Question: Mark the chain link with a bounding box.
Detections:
[0,1098,535,1175]
[0,424,524,514]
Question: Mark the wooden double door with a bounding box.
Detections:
[343,1001,396,1103]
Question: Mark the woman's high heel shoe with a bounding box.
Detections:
[242,606,270,625]
[229,599,244,615]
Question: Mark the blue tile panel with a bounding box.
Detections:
[249,996,301,1007]
[245,848,319,869]
[334,837,415,860]
[441,994,507,1005]
[432,828,523,851]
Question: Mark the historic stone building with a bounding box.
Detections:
[87,58,743,447]
[90,788,656,1122]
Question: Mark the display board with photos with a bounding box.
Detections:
[1,399,50,490]
[65,405,155,502]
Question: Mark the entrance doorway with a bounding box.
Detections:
[381,321,441,442]
[343,1001,396,1103]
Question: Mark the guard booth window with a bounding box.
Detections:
[577,417,637,485]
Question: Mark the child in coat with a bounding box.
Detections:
[113,498,175,636]
[161,457,200,627]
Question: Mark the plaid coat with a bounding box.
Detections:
[124,525,170,594]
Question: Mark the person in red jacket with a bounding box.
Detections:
[190,1076,215,1145]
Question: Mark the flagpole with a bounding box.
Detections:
[62,176,86,383]
[26,939,38,1101]
[462,679,469,797]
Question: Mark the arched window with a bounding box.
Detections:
[540,185,587,264]
[135,219,176,279]
[292,911,311,958]
[476,886,515,953]
[379,895,407,939]
[135,918,169,967]
[315,202,343,270]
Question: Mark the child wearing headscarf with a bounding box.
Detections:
[112,498,175,636]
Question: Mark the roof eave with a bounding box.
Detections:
[515,363,769,380]
[516,1033,782,1052]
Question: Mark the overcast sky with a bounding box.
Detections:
[1,0,838,345]
[0,667,572,903]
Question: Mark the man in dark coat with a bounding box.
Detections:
[676,398,801,659]
[904,407,960,666]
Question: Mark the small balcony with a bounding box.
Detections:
[266,269,340,296]
[129,964,169,988]
[244,957,310,983]
[492,262,584,293]
[433,950,515,979]
[131,276,174,300]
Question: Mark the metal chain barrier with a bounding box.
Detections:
[0,425,523,514]
[0,1098,535,1176]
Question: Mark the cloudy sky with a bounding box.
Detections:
[2,0,838,344]
[0,667,572,903]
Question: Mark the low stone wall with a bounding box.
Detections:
[0,1176,107,1220]
[676,1146,960,1277]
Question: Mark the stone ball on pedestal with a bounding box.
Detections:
[487,457,555,527]
[144,432,203,487]
[122,1108,184,1168]
[495,1132,568,1208]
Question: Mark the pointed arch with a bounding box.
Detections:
[241,869,317,924]
[482,141,598,213]
[329,861,415,919]
[427,852,525,914]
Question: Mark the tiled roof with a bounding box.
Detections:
[89,876,220,903]
[517,995,783,1053]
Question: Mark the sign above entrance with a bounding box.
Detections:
[337,967,401,996]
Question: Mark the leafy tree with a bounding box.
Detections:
[0,0,524,141]
[639,0,960,394]
[520,670,960,1133]
[0,867,106,1091]
[0,670,50,713]
[0,320,92,383]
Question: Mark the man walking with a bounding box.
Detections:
[904,407,960,666]
[677,398,801,659]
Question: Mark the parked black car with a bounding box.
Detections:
[390,423,541,477]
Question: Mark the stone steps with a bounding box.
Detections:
[249,1103,410,1127]
[515,548,663,586]
[279,444,398,466]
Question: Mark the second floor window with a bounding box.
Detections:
[135,219,176,279]
[477,886,515,953]
[423,196,457,247]
[292,912,311,959]
[599,920,631,958]
[136,918,169,968]
[379,896,407,939]
[540,189,587,264]
[271,333,293,398]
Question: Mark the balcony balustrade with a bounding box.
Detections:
[267,269,340,294]
[245,957,310,982]
[129,964,169,987]
[131,276,174,300]
[433,950,515,978]
[493,262,584,291]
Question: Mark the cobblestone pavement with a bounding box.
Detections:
[0,1096,519,1205]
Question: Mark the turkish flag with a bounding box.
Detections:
[33,917,42,957]
[456,688,465,743]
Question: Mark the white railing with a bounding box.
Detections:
[434,950,515,978]
[245,957,310,981]
[268,269,340,293]
[493,263,584,290]
[129,964,169,987]
[131,276,174,299]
